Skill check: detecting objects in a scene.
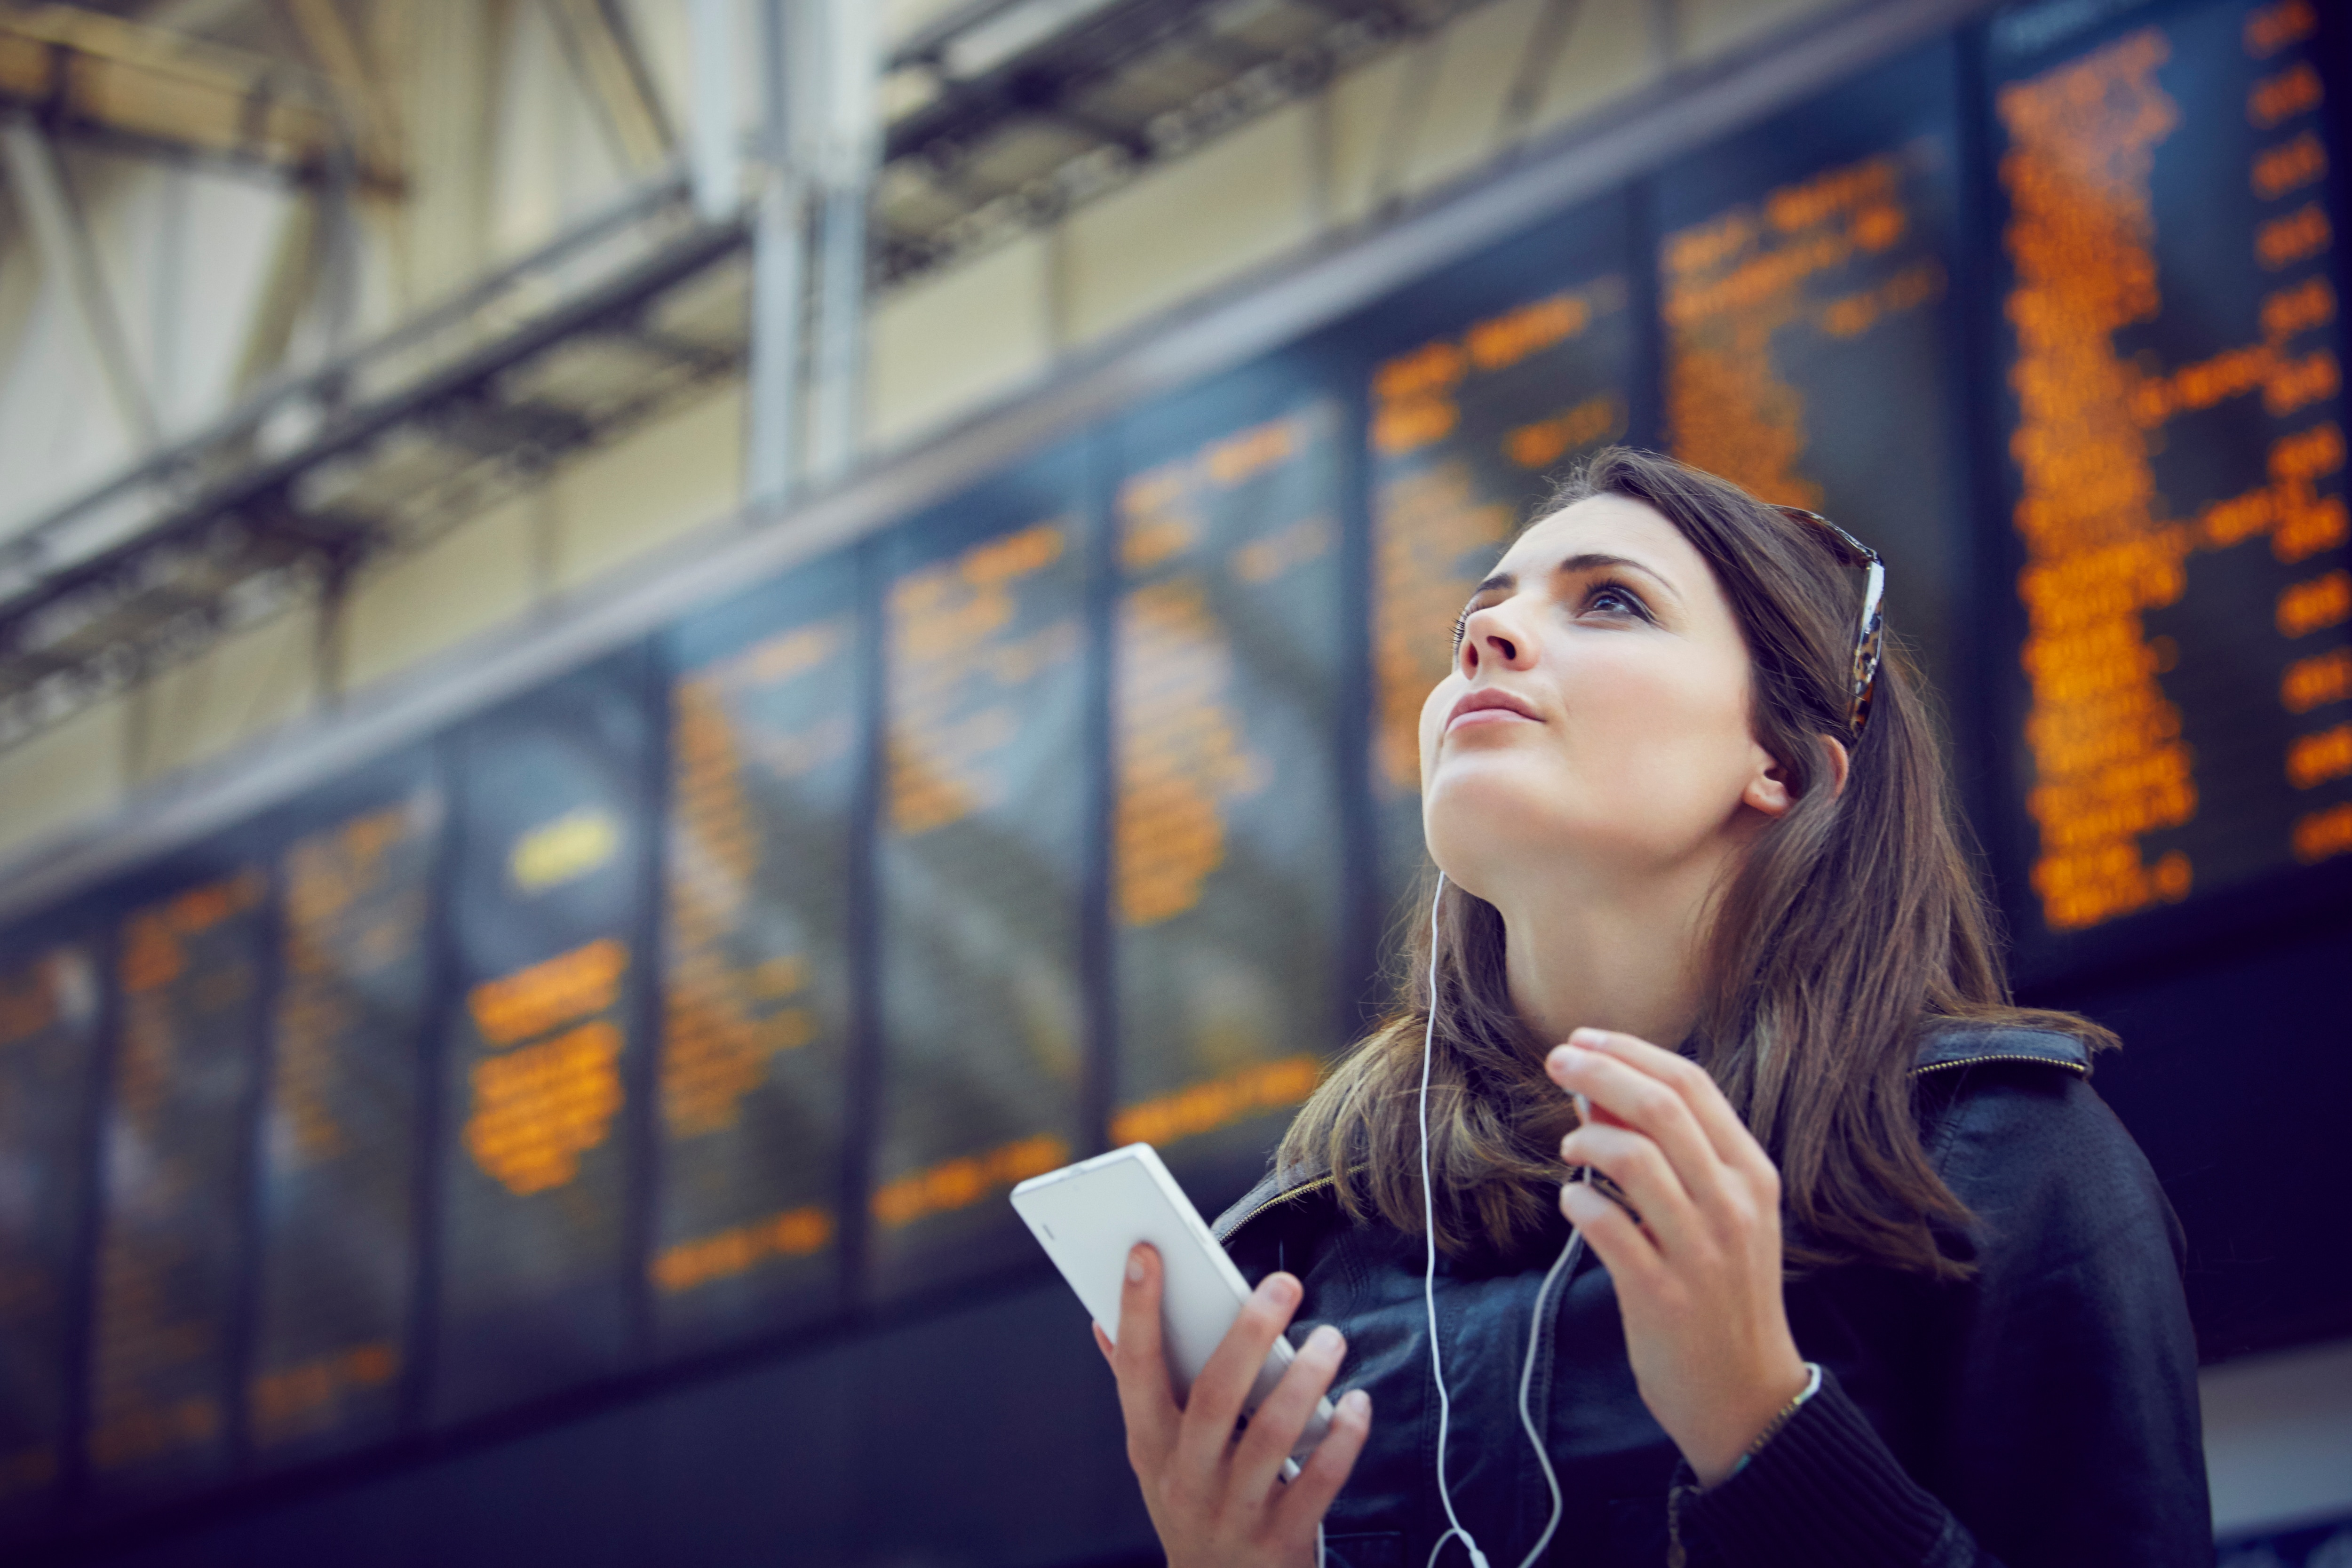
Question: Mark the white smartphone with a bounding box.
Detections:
[1010,1143,1335,1469]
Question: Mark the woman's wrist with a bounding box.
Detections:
[1683,1357,1818,1488]
[1721,1361,1822,1482]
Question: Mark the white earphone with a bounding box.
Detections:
[1313,873,1584,1568]
[1417,872,1584,1568]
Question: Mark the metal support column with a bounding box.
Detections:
[808,181,866,486]
[744,0,806,509]
[805,0,878,488]
[686,0,743,222]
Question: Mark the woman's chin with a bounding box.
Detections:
[1423,772,1584,882]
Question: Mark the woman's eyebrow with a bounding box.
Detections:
[1556,551,1680,602]
[1470,552,1680,602]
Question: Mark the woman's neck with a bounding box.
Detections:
[1489,851,1728,1051]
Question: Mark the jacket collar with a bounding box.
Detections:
[1910,1024,2090,1074]
[1210,1024,2090,1243]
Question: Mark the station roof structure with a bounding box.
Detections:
[0,0,1499,748]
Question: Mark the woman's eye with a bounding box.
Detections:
[1585,584,1649,619]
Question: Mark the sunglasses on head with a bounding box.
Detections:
[1772,506,1885,740]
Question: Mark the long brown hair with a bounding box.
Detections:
[1283,446,2109,1280]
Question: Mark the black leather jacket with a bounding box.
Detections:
[1211,1026,2212,1568]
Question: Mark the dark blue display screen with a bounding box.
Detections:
[872,449,1094,1300]
[247,752,439,1464]
[429,653,654,1423]
[1985,0,2352,958]
[0,925,100,1521]
[86,855,269,1497]
[655,554,865,1350]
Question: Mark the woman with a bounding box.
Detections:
[1093,448,2209,1567]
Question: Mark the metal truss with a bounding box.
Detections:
[0,0,1503,750]
[0,167,744,743]
[874,0,1499,285]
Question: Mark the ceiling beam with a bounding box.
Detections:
[0,2,402,194]
[540,0,675,175]
[0,114,159,449]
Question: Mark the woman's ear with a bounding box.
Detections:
[1817,733,1851,798]
[1742,734,1849,818]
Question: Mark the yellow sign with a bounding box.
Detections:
[510,807,620,893]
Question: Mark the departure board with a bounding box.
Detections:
[86,863,269,1493]
[0,932,100,1521]
[873,453,1091,1298]
[1658,40,1969,686]
[431,654,653,1423]
[656,556,863,1351]
[2,3,2349,1533]
[246,757,439,1462]
[1360,199,1643,916]
[1110,375,1347,1202]
[1987,0,2352,947]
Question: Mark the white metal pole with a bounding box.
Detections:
[804,0,878,486]
[686,0,745,223]
[743,0,804,508]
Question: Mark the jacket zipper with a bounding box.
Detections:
[1912,1051,2088,1077]
[1227,1174,1335,1236]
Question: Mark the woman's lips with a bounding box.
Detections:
[1446,687,1542,732]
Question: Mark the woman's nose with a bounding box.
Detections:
[1459,607,1531,676]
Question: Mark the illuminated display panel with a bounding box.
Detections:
[1986,0,2351,949]
[0,929,100,1522]
[246,755,439,1463]
[1358,199,1643,918]
[86,861,269,1494]
[1110,370,1348,1204]
[873,450,1091,1299]
[1656,40,1969,689]
[430,653,654,1423]
[655,555,864,1351]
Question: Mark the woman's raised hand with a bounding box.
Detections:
[1094,1243,1372,1568]
[1547,1027,1811,1487]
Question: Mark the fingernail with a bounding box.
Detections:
[1570,1027,1605,1047]
[1340,1389,1370,1418]
[1305,1324,1342,1357]
[1259,1272,1300,1307]
[1126,1247,1145,1283]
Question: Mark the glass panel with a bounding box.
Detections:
[1985,0,2352,942]
[87,866,269,1494]
[0,934,101,1521]
[247,756,439,1462]
[654,555,862,1351]
[431,653,653,1423]
[1111,372,1349,1209]
[1656,40,1969,688]
[873,451,1093,1299]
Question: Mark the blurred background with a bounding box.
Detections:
[0,0,2346,1562]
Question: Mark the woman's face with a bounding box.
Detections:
[1418,493,1781,900]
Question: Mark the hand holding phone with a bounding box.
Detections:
[1015,1146,1370,1568]
[1010,1145,1340,1468]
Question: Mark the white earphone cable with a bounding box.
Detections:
[1418,873,1584,1568]
[1421,874,1489,1568]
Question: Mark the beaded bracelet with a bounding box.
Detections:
[1727,1361,1823,1479]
